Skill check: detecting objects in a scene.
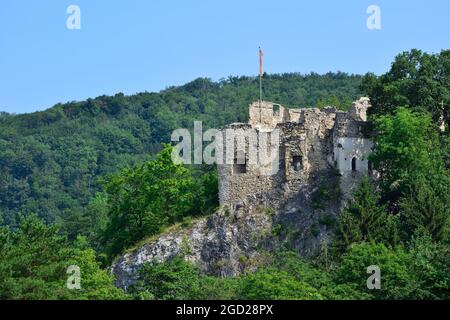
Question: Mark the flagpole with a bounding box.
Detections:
[259,47,263,105]
[259,73,262,104]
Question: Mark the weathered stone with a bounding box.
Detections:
[111,98,374,291]
[111,205,272,291]
[218,99,373,206]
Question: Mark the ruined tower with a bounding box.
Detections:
[217,97,373,206]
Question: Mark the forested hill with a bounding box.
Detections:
[0,72,362,226]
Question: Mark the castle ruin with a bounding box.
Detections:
[112,98,376,287]
[218,97,374,208]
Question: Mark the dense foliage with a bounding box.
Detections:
[129,242,449,300]
[361,49,449,127]
[101,145,217,258]
[1,49,449,300]
[0,215,127,300]
[0,73,362,229]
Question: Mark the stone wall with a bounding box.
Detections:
[217,122,284,205]
[218,98,373,207]
[111,98,375,290]
[248,101,288,128]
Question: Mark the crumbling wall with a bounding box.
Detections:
[331,99,373,199]
[112,98,376,289]
[217,123,284,205]
[333,137,372,174]
[248,101,288,128]
[348,97,370,122]
[219,103,351,207]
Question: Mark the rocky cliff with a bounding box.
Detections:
[111,169,341,291]
[111,199,271,291]
[111,99,372,291]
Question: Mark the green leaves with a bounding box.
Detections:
[332,236,450,300]
[131,256,239,300]
[334,243,418,300]
[334,177,397,253]
[400,177,450,242]
[131,256,202,300]
[0,215,127,300]
[101,145,216,259]
[130,254,327,301]
[371,107,446,205]
[369,107,449,241]
[237,268,324,300]
[362,49,450,126]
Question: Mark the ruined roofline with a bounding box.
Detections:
[249,99,369,113]
[217,97,373,207]
[249,100,309,115]
[248,97,371,128]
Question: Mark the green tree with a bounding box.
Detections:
[400,177,450,242]
[408,230,450,299]
[102,145,197,258]
[131,256,239,300]
[237,268,323,300]
[0,215,127,300]
[66,236,129,300]
[334,177,398,253]
[268,251,370,300]
[361,49,449,126]
[334,243,419,300]
[131,256,202,300]
[370,107,446,207]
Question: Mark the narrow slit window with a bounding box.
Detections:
[266,132,272,152]
[352,157,357,171]
[279,157,285,171]
[273,104,281,117]
[233,158,247,174]
[293,155,302,171]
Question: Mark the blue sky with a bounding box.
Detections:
[0,0,449,113]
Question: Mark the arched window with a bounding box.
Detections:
[352,157,357,171]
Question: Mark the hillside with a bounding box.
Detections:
[1,49,449,300]
[0,72,362,227]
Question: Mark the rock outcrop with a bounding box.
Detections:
[111,98,373,291]
[111,201,272,291]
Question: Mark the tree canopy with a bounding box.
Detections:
[1,50,449,300]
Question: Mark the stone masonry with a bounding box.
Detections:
[218,97,373,206]
[111,97,374,290]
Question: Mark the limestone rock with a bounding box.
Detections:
[111,97,374,291]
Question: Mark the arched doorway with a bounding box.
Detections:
[352,157,357,171]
